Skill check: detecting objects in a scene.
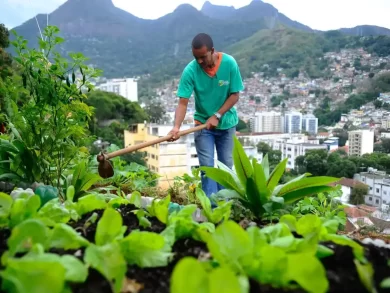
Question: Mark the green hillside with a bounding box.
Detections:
[226,27,372,78]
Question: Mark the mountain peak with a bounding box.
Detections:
[174,4,199,14]
[201,1,235,20]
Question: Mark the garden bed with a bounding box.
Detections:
[1,201,387,293]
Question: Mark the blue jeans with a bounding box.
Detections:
[194,126,236,199]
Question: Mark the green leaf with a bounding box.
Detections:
[95,208,123,246]
[49,224,89,250]
[66,186,75,202]
[279,215,297,232]
[0,192,13,222]
[59,255,88,283]
[324,234,365,261]
[216,160,243,190]
[261,154,270,181]
[232,136,253,186]
[206,221,252,273]
[128,191,142,208]
[196,188,212,214]
[200,166,245,196]
[9,195,41,228]
[246,177,265,217]
[170,257,208,293]
[0,257,66,293]
[209,267,244,293]
[267,158,288,191]
[316,245,334,259]
[283,186,336,204]
[381,278,390,288]
[119,231,173,268]
[37,200,71,224]
[277,176,339,198]
[252,159,269,204]
[296,214,323,237]
[7,219,49,257]
[147,195,170,224]
[354,260,377,293]
[84,243,126,293]
[76,194,107,216]
[286,253,328,293]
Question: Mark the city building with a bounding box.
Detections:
[302,114,318,135]
[323,137,339,152]
[360,169,390,208]
[348,129,374,156]
[124,123,261,189]
[96,78,138,102]
[284,112,303,134]
[252,111,284,133]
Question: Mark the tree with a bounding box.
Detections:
[374,99,383,109]
[236,119,248,132]
[144,102,167,123]
[87,90,148,123]
[381,138,390,153]
[257,142,272,155]
[349,183,368,205]
[327,159,357,178]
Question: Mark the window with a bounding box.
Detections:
[376,188,380,193]
[384,200,387,204]
[288,154,291,158]
[369,197,372,201]
[287,147,292,151]
[376,199,379,204]
[385,191,387,195]
[151,154,155,159]
[370,187,373,190]
[191,154,198,158]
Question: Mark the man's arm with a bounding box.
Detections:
[173,98,189,129]
[216,92,239,116]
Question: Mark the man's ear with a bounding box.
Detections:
[211,47,215,54]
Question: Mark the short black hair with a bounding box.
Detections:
[192,33,213,51]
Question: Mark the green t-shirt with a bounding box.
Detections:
[176,52,245,130]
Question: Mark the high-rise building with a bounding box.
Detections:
[96,78,138,102]
[348,130,374,156]
[302,114,318,135]
[252,111,284,133]
[284,112,303,134]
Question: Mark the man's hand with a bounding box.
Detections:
[168,127,180,142]
[206,115,219,130]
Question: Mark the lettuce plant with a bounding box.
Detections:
[195,187,233,224]
[200,136,339,219]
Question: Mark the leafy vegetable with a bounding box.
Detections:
[147,195,171,224]
[119,231,173,268]
[200,136,339,219]
[195,188,233,224]
[84,243,126,293]
[171,257,246,293]
[76,193,107,216]
[95,208,124,246]
[9,195,41,228]
[49,224,89,250]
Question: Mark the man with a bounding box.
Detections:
[168,33,244,199]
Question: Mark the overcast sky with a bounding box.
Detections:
[2,0,390,31]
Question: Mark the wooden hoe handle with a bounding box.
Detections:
[103,124,207,160]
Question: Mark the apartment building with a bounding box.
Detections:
[284,112,303,134]
[252,111,284,133]
[273,140,327,169]
[124,123,261,189]
[96,78,138,102]
[360,169,390,208]
[348,129,374,156]
[302,114,318,135]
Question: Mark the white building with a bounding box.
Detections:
[252,111,284,133]
[273,141,327,169]
[360,169,390,208]
[284,112,303,134]
[96,78,138,102]
[302,114,318,135]
[348,129,374,156]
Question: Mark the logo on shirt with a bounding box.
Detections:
[218,80,230,87]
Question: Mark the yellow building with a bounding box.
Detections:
[124,123,199,189]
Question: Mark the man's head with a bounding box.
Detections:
[192,33,215,69]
